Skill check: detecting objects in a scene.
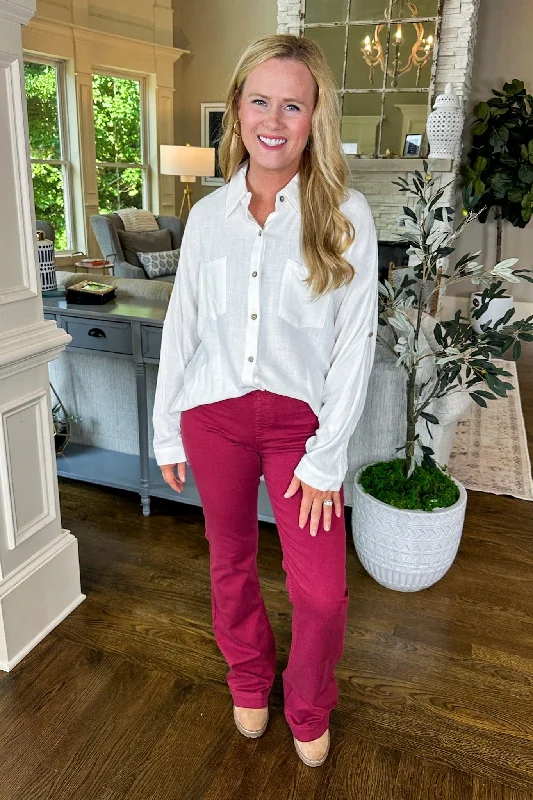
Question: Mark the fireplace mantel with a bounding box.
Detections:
[347,157,453,173]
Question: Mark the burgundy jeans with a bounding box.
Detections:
[181,389,349,742]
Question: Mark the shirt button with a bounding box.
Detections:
[251,313,257,320]
[258,230,262,236]
[248,356,254,362]
[252,271,258,277]
[368,331,374,337]
[280,195,285,202]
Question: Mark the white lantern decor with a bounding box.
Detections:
[36,229,57,292]
[426,82,463,159]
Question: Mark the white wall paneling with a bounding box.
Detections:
[0,389,57,551]
[156,86,178,216]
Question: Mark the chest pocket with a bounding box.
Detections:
[278,258,331,329]
[199,256,227,321]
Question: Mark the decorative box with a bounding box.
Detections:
[66,280,116,305]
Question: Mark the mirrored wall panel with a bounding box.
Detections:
[303,0,441,156]
[304,25,346,88]
[305,0,349,24]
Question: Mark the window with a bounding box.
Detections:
[303,0,442,157]
[24,59,72,250]
[92,73,148,213]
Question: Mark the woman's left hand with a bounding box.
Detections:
[284,475,342,537]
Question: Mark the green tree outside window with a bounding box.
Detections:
[24,61,69,250]
[24,65,147,251]
[93,74,146,213]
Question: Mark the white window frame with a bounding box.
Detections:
[92,69,150,212]
[24,55,75,251]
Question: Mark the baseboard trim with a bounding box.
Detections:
[0,591,86,672]
[0,529,85,672]
[0,529,76,597]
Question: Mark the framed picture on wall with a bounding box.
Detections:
[403,133,423,157]
[201,102,226,186]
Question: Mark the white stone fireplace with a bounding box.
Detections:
[277,0,481,311]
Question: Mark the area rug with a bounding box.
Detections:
[448,358,533,501]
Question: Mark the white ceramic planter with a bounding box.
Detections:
[352,464,468,592]
[469,291,514,335]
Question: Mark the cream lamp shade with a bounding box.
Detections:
[160,144,215,183]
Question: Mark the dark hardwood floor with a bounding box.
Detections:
[1,344,532,799]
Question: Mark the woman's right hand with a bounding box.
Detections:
[160,462,187,493]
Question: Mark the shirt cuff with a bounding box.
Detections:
[153,442,187,467]
[293,455,343,492]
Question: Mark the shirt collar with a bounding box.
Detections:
[224,159,301,218]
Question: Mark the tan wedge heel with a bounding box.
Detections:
[293,729,330,767]
[233,705,269,738]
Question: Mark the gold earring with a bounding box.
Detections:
[233,119,242,137]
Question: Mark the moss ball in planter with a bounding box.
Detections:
[358,458,460,512]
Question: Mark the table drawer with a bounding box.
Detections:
[64,317,132,355]
[141,325,162,359]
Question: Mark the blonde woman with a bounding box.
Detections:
[153,34,379,767]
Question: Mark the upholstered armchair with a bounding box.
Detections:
[90,212,184,281]
[36,219,55,245]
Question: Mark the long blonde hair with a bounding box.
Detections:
[218,34,356,297]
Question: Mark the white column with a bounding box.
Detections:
[0,0,85,671]
[153,54,178,217]
[74,50,100,257]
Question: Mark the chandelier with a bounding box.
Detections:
[361,0,434,88]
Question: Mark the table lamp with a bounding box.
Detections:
[160,144,216,218]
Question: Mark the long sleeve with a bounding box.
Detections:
[293,197,379,492]
[152,206,202,466]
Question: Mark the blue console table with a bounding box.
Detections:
[43,296,276,521]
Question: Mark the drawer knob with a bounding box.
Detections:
[88,327,106,338]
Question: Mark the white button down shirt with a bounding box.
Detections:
[152,159,379,491]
